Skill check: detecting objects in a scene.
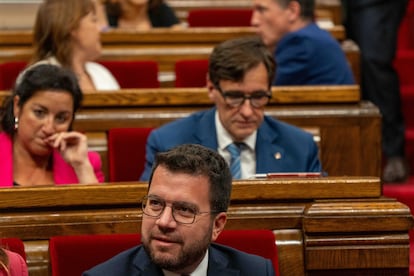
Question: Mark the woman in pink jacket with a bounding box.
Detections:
[0,64,104,187]
[0,248,28,276]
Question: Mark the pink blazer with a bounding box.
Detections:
[0,249,28,276]
[0,133,104,187]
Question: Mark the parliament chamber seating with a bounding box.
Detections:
[48,230,279,276]
[0,178,412,275]
[0,60,160,90]
[0,237,26,261]
[0,61,26,90]
[187,9,253,27]
[0,85,380,179]
[98,60,160,88]
[49,233,141,276]
[107,127,153,182]
[0,26,358,88]
[174,59,209,87]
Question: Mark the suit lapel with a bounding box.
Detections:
[194,108,218,150]
[207,246,239,276]
[255,120,285,173]
[134,247,164,276]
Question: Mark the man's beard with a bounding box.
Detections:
[142,224,213,272]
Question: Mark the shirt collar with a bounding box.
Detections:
[215,111,257,151]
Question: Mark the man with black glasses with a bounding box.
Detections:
[84,144,275,275]
[140,36,321,181]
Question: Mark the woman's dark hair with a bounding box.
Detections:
[0,64,83,136]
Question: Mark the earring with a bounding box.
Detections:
[14,117,19,130]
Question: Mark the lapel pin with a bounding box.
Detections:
[274,152,282,160]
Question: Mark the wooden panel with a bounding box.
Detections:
[0,86,380,178]
[0,178,411,275]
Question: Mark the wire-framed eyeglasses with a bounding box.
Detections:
[141,195,217,224]
[216,85,271,108]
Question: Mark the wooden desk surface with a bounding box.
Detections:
[0,26,345,47]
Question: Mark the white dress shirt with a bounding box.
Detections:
[215,111,257,179]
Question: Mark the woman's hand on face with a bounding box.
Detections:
[45,131,99,184]
[45,131,89,168]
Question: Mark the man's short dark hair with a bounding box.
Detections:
[208,36,276,89]
[276,0,315,20]
[149,144,232,213]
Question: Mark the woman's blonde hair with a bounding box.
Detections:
[31,0,95,68]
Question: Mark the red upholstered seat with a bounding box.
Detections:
[48,230,279,276]
[98,60,159,88]
[174,59,209,87]
[0,61,27,90]
[107,127,153,182]
[49,233,141,276]
[187,9,253,27]
[215,229,279,274]
[0,237,26,261]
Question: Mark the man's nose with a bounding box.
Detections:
[239,99,255,117]
[156,206,177,227]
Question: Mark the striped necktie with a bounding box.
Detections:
[227,143,242,179]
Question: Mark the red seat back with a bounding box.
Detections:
[107,127,153,182]
[397,0,414,50]
[0,237,26,261]
[174,59,209,87]
[216,229,279,274]
[99,60,159,88]
[0,61,27,90]
[187,9,253,27]
[48,230,279,276]
[49,233,141,276]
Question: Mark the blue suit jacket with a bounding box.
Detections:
[274,22,355,85]
[82,243,275,276]
[140,108,321,180]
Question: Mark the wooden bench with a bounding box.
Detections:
[166,0,343,25]
[0,85,380,180]
[0,26,360,86]
[0,177,411,275]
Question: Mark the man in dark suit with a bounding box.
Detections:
[83,144,276,275]
[342,0,409,182]
[140,36,321,181]
[251,0,355,85]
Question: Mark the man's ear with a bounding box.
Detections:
[286,1,301,22]
[13,95,20,118]
[211,212,227,242]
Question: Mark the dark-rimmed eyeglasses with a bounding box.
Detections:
[141,195,217,224]
[216,86,271,108]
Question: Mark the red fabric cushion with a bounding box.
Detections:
[49,233,141,276]
[174,59,209,87]
[397,0,414,50]
[108,127,153,182]
[98,60,159,88]
[0,237,26,261]
[0,61,27,90]
[187,9,253,27]
[215,229,279,274]
[49,231,279,276]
